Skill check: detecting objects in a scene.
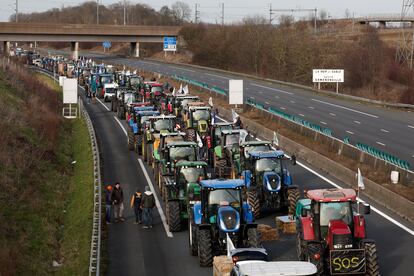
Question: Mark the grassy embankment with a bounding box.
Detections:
[0,63,93,275]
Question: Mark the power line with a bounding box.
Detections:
[195,3,200,23]
[15,0,18,22]
[96,0,99,24]
[396,0,414,69]
[220,3,224,25]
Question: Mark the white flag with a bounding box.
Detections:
[273,131,279,147]
[231,109,239,123]
[211,115,215,125]
[172,87,176,96]
[183,84,189,95]
[357,168,365,190]
[208,97,213,107]
[196,132,203,148]
[239,130,248,144]
[226,233,235,259]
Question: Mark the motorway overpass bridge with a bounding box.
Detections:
[357,14,414,27]
[0,22,181,59]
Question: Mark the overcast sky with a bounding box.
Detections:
[0,0,403,23]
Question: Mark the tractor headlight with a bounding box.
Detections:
[333,244,343,249]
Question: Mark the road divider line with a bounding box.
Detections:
[172,66,194,72]
[346,131,354,135]
[376,141,386,146]
[265,101,270,104]
[320,121,327,125]
[380,129,390,133]
[250,83,294,95]
[138,159,174,238]
[280,107,286,110]
[205,72,230,79]
[290,100,296,104]
[354,120,361,124]
[408,125,414,129]
[329,113,336,116]
[308,106,314,109]
[299,114,305,117]
[113,116,127,136]
[311,98,379,118]
[215,114,414,236]
[97,98,110,111]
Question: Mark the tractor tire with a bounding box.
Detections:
[127,129,135,151]
[167,201,181,232]
[186,128,196,142]
[198,229,213,267]
[287,188,300,217]
[136,135,143,155]
[247,191,261,219]
[296,232,305,261]
[364,242,380,276]
[246,228,260,248]
[147,144,153,165]
[111,100,115,112]
[188,219,198,256]
[306,243,324,276]
[154,163,160,186]
[215,159,227,178]
[142,139,147,161]
[120,107,125,120]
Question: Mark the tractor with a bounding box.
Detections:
[163,159,208,232]
[96,73,114,98]
[172,95,201,118]
[207,122,234,166]
[295,188,379,276]
[241,150,299,218]
[142,115,177,165]
[127,108,159,152]
[189,179,259,267]
[111,88,137,119]
[184,105,212,142]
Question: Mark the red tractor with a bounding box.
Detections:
[295,188,379,276]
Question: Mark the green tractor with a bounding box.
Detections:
[141,115,176,165]
[172,95,201,118]
[163,160,208,232]
[184,105,211,142]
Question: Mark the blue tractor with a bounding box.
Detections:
[127,109,159,152]
[241,150,299,218]
[189,179,259,267]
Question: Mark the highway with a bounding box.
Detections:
[95,56,414,167]
[78,83,414,275]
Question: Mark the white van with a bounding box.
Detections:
[103,83,118,102]
[230,261,317,276]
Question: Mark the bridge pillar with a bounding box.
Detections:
[3,41,10,56]
[130,42,140,58]
[379,21,386,28]
[70,41,79,60]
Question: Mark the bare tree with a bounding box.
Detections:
[278,15,294,28]
[171,1,191,23]
[344,9,351,19]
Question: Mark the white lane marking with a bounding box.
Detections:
[111,112,173,237]
[280,107,286,110]
[275,96,280,99]
[96,98,110,111]
[250,83,294,95]
[250,96,255,99]
[259,91,263,94]
[246,87,250,90]
[329,113,336,116]
[376,142,386,146]
[311,98,379,118]
[299,113,305,117]
[308,106,314,109]
[320,121,327,125]
[138,159,174,238]
[354,120,361,124]
[408,125,414,129]
[290,100,296,104]
[380,129,390,133]
[113,117,127,136]
[265,101,270,105]
[346,131,355,135]
[215,114,414,236]
[205,72,230,79]
[172,66,193,72]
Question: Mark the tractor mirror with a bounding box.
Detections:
[301,208,307,217]
[362,203,371,215]
[207,173,212,179]
[291,155,297,165]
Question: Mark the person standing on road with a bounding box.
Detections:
[130,189,143,224]
[85,85,92,104]
[111,182,125,222]
[105,185,113,224]
[141,186,156,229]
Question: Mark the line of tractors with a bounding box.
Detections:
[41,56,379,275]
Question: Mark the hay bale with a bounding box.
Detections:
[257,224,279,241]
[276,216,297,234]
[213,255,233,276]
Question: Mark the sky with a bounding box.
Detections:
[0,0,404,23]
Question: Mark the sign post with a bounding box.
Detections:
[229,80,244,110]
[63,78,78,118]
[312,69,344,94]
[163,37,177,58]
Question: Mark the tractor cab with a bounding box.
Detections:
[97,73,114,98]
[174,160,208,204]
[128,75,144,90]
[295,188,377,276]
[155,132,187,165]
[173,95,201,117]
[186,106,211,135]
[214,129,248,166]
[190,179,258,266]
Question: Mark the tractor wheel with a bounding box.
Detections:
[247,191,261,219]
[287,188,300,217]
[111,100,115,112]
[136,135,143,155]
[296,232,305,261]
[142,139,147,161]
[147,144,153,165]
[167,201,181,232]
[198,229,213,267]
[120,107,126,120]
[246,228,260,248]
[215,159,227,178]
[306,243,324,275]
[154,163,159,186]
[364,242,380,276]
[127,129,135,151]
[186,128,196,142]
[188,219,198,256]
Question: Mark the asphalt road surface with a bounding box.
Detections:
[91,55,414,168]
[78,86,414,276]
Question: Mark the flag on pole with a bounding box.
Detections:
[239,130,248,144]
[357,168,365,190]
[273,131,279,147]
[183,84,189,95]
[196,132,203,148]
[172,87,176,96]
[226,233,235,259]
[208,97,213,107]
[231,109,239,123]
[179,83,183,94]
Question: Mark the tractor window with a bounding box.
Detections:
[105,88,115,94]
[180,167,205,183]
[125,93,136,104]
[153,119,173,131]
[192,110,210,121]
[169,147,196,161]
[320,202,352,226]
[244,145,271,158]
[255,158,282,173]
[209,189,241,210]
[225,134,240,147]
[151,86,163,93]
[130,77,142,86]
[100,76,113,84]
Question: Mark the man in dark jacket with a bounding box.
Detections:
[130,189,142,224]
[105,185,113,224]
[141,186,156,229]
[111,182,125,222]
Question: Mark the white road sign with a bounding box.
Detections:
[229,80,243,105]
[313,69,344,83]
[63,78,78,104]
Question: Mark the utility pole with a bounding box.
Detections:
[220,3,224,26]
[123,0,126,26]
[269,7,318,33]
[96,0,99,25]
[15,0,18,22]
[195,3,200,24]
[396,0,414,69]
[269,3,274,25]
